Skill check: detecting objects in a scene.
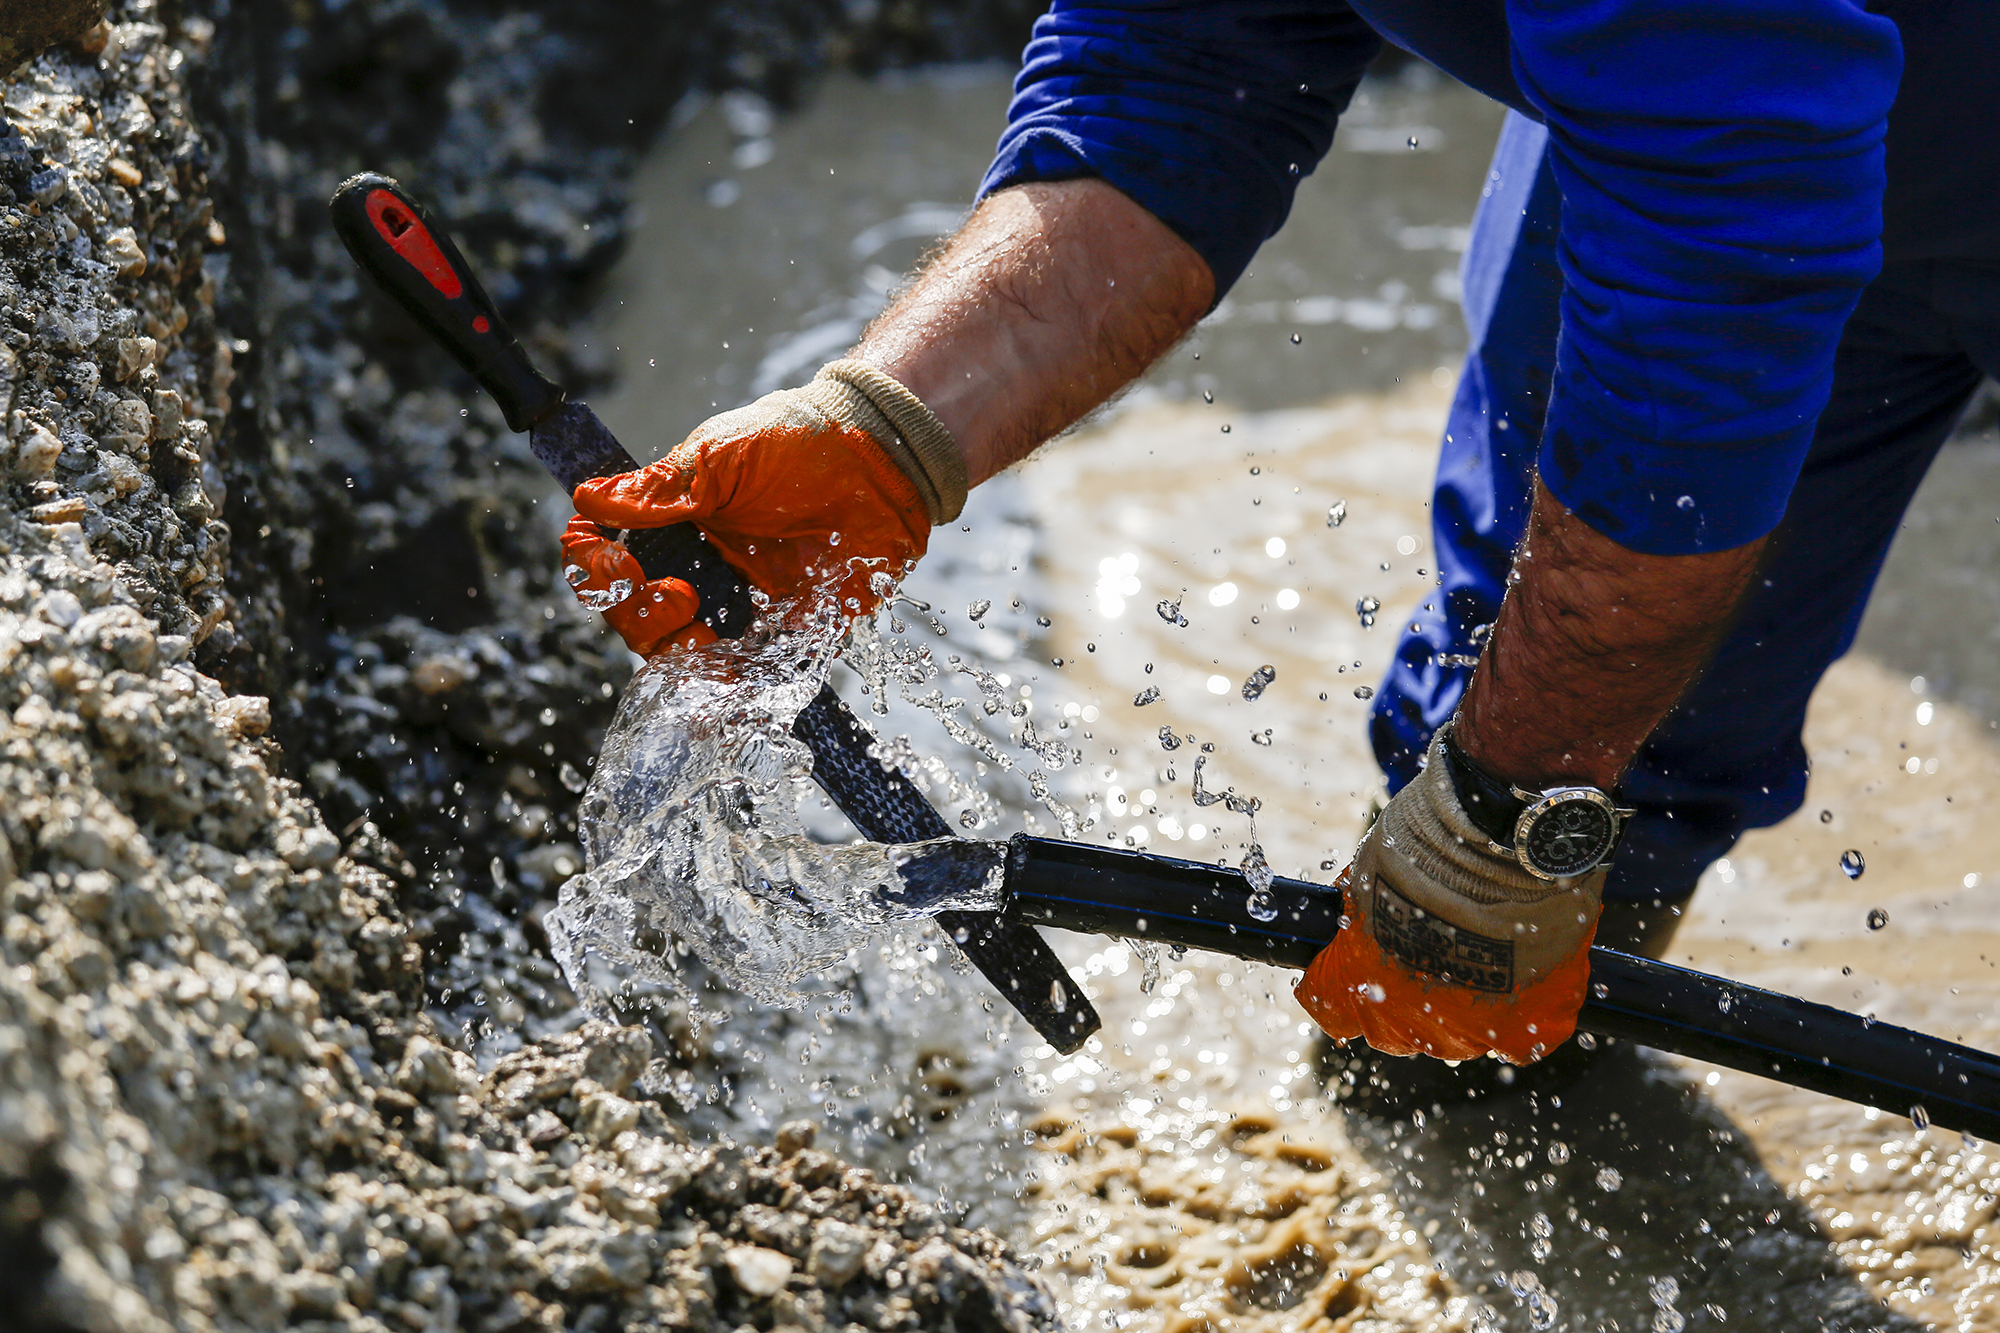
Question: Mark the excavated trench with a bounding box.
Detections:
[0,3,1062,1330]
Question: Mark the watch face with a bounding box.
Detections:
[1516,790,1620,879]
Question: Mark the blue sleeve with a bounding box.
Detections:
[979,0,1382,297]
[1516,0,1902,554]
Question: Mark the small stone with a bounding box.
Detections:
[30,496,88,524]
[581,1025,651,1095]
[106,157,141,188]
[15,427,62,478]
[396,1037,467,1099]
[112,337,155,381]
[275,823,340,870]
[774,1120,817,1156]
[726,1245,795,1299]
[577,1090,640,1144]
[806,1220,871,1288]
[101,228,145,277]
[215,694,271,737]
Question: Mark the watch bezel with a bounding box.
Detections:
[1509,786,1625,881]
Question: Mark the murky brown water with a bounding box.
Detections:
[586,62,2000,1333]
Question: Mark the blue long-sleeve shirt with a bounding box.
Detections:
[980,0,1925,555]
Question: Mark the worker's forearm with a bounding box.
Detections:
[852,179,1214,486]
[1455,478,1767,790]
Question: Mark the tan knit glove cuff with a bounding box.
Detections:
[1351,730,1604,992]
[804,360,968,525]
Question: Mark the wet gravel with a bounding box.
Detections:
[1,2,1061,1330]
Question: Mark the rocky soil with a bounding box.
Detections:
[0,2,1059,1330]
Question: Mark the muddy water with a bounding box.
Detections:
[586,61,2000,1333]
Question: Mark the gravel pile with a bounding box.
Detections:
[1,2,1059,1330]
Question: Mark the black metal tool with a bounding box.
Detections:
[330,173,1100,1053]
[1001,835,2000,1140]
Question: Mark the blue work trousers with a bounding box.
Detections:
[1373,112,2000,907]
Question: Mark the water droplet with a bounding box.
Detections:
[1249,466,1261,476]
[1158,727,1181,751]
[1220,423,1232,434]
[1155,592,1188,627]
[1133,686,1161,707]
[1547,1141,1570,1165]
[1050,978,1068,1011]
[1290,332,1302,344]
[966,598,991,620]
[1326,499,1347,528]
[563,563,589,588]
[1596,1166,1623,1191]
[1529,1211,1553,1261]
[1241,664,1276,700]
[1675,495,1695,510]
[1717,992,1733,1013]
[1406,135,1419,149]
[1866,906,1889,930]
[1202,389,1214,404]
[1136,941,1162,993]
[1250,728,1273,746]
[1353,685,1375,700]
[827,530,842,546]
[1842,849,1866,880]
[1820,808,1833,823]
[1576,1031,1598,1050]
[1035,615,1052,628]
[577,578,635,611]
[1355,596,1380,629]
[1361,981,1387,1003]
[958,807,981,829]
[1911,1103,1931,1132]
[558,761,587,793]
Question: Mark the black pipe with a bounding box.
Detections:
[1001,835,2000,1140]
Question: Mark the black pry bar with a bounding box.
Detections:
[330,173,1099,1053]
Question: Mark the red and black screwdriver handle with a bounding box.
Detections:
[328,173,759,636]
[329,174,564,433]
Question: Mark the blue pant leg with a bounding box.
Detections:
[1610,263,1986,903]
[1371,111,1560,787]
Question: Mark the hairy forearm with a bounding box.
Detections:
[852,179,1214,485]
[1455,478,1767,790]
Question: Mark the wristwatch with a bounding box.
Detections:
[1437,725,1633,881]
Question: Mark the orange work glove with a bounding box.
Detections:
[1296,729,1605,1065]
[561,359,966,656]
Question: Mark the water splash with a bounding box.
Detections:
[1156,592,1189,627]
[1242,842,1278,922]
[578,578,635,611]
[1241,664,1276,700]
[545,572,1007,1008]
[1133,685,1161,706]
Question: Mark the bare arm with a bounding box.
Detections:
[1454,477,1767,789]
[852,179,1215,486]
[856,178,1759,792]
